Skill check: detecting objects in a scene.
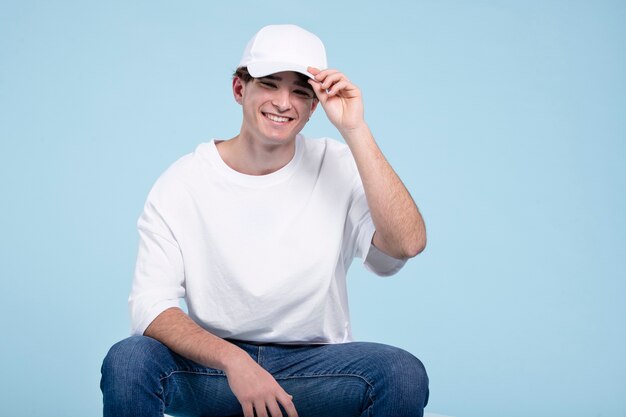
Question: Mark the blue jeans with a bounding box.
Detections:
[101,336,429,417]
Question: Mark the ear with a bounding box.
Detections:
[309,98,319,117]
[232,77,245,105]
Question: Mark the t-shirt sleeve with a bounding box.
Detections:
[128,185,186,336]
[345,172,407,277]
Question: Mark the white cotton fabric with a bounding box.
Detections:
[129,135,406,343]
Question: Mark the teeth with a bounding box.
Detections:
[265,113,290,123]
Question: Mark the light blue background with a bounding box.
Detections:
[1,1,624,416]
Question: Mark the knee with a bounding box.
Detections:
[101,335,168,388]
[101,336,174,414]
[358,343,429,407]
[384,346,428,389]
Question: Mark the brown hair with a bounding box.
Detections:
[233,67,254,83]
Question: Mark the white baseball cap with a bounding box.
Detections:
[238,24,327,79]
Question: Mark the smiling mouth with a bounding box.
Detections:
[263,112,293,123]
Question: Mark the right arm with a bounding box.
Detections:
[134,180,297,417]
[144,307,298,417]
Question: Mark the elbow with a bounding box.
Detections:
[403,236,426,259]
[400,217,427,259]
[401,226,427,258]
[375,226,426,259]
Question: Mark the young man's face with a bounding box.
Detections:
[233,71,318,146]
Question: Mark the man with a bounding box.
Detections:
[101,24,429,417]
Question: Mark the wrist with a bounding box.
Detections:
[222,346,252,374]
[340,122,372,145]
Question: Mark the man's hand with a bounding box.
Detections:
[308,67,365,135]
[306,68,426,259]
[145,308,298,417]
[225,351,298,417]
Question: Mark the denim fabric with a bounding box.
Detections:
[101,336,429,417]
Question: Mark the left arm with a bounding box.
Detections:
[308,67,426,259]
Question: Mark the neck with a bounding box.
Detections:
[216,133,298,176]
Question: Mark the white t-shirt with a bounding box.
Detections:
[129,134,406,343]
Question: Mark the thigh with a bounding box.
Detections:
[263,341,427,386]
[164,372,241,417]
[102,336,244,417]
[277,373,369,417]
[261,342,429,417]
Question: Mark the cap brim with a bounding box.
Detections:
[247,61,318,79]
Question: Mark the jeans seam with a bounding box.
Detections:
[159,369,225,382]
[275,373,375,412]
[276,372,372,385]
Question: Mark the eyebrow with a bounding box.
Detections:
[259,74,312,90]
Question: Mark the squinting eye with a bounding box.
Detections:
[294,90,314,99]
[259,81,277,88]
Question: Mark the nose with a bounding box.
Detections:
[271,88,291,112]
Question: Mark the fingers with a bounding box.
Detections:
[326,79,351,96]
[266,388,297,417]
[243,396,297,417]
[307,66,342,83]
[278,393,299,417]
[227,357,298,417]
[314,70,347,95]
[242,402,254,417]
[265,398,283,417]
[240,389,297,417]
[307,67,359,98]
[254,400,270,417]
[307,66,321,76]
[319,71,347,91]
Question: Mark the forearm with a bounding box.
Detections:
[144,307,249,372]
[308,67,426,258]
[341,123,426,259]
[144,307,297,416]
